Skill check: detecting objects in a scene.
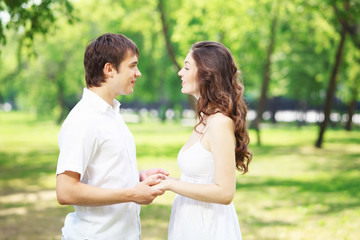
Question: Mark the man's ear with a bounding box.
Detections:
[103,63,114,78]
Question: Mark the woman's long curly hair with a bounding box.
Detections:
[191,41,252,174]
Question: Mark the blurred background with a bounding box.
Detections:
[0,0,359,239]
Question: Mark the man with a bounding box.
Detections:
[56,33,168,239]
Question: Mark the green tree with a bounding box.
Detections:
[337,41,360,131]
[274,0,337,126]
[0,0,74,46]
[1,0,358,129]
[0,0,74,111]
[315,0,359,148]
[252,0,280,146]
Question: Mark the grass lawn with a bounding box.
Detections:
[0,111,359,240]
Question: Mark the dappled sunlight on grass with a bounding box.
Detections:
[1,112,359,239]
[140,203,173,240]
[235,125,360,239]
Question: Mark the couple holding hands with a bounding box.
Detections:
[56,33,252,240]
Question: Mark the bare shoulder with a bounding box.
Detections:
[207,113,234,130]
[205,113,235,148]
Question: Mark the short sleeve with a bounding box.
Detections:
[56,119,98,180]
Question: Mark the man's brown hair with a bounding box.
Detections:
[84,33,139,88]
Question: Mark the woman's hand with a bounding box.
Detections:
[139,168,169,182]
[152,177,178,191]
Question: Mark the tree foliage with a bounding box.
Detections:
[0,0,359,135]
[0,0,74,46]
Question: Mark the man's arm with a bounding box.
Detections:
[56,171,164,206]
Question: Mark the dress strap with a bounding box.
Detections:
[199,125,209,141]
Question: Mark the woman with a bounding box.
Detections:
[156,41,252,240]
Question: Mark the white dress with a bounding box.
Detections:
[168,138,242,240]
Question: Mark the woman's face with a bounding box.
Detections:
[178,51,199,98]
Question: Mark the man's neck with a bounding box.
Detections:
[88,87,115,106]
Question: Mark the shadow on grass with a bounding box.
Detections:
[0,150,58,195]
[237,175,360,196]
[325,136,360,145]
[250,145,294,156]
[0,150,57,180]
[140,203,172,239]
[140,203,172,221]
[244,215,295,227]
[317,201,360,215]
[307,151,360,172]
[237,174,360,214]
[0,203,71,240]
[337,152,360,170]
[250,143,360,173]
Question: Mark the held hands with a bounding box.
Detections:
[133,168,169,205]
[133,174,165,205]
[152,176,178,192]
[139,167,176,192]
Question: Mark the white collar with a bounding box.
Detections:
[82,88,121,113]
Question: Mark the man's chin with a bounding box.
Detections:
[119,89,134,96]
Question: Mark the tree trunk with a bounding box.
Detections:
[252,7,279,146]
[315,26,347,148]
[157,0,196,111]
[46,57,68,124]
[56,80,67,124]
[297,99,308,127]
[345,97,356,131]
[269,97,278,124]
[334,0,359,50]
[158,0,180,72]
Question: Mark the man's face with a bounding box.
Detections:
[109,52,141,96]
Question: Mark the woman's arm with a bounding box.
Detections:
[156,114,237,205]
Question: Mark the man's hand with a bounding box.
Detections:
[132,174,165,205]
[139,168,169,181]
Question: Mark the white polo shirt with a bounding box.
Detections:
[56,88,141,240]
